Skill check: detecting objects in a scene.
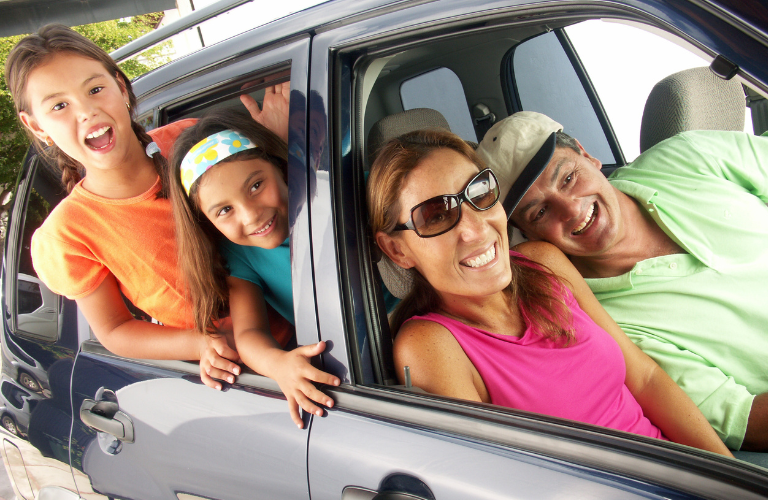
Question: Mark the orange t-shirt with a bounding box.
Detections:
[29,121,294,345]
[31,176,194,329]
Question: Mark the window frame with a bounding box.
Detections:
[315,1,768,495]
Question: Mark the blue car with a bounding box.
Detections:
[3,0,768,498]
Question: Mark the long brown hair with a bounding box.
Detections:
[5,24,168,195]
[367,129,574,343]
[168,109,288,334]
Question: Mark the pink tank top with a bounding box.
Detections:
[409,252,666,440]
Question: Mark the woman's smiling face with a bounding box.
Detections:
[196,157,289,249]
[389,148,512,300]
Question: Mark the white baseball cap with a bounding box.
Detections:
[476,111,563,218]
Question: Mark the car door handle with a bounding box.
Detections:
[80,398,135,443]
[342,487,430,500]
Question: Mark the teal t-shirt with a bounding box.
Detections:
[220,238,399,327]
[585,130,768,449]
[220,238,295,325]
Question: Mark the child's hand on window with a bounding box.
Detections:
[272,340,340,428]
[240,81,290,143]
[199,333,242,390]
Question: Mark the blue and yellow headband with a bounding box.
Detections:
[180,130,258,195]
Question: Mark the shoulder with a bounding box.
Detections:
[396,318,453,347]
[511,240,571,272]
[219,239,254,261]
[394,318,461,361]
[33,194,87,242]
[511,240,582,292]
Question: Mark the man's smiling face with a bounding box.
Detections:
[509,143,626,258]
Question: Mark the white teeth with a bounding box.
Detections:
[573,203,595,235]
[253,217,274,234]
[86,126,110,139]
[464,244,496,268]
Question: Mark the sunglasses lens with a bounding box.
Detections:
[467,170,499,209]
[412,196,460,236]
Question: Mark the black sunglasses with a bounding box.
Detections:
[394,168,500,238]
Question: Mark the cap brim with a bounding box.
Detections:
[502,132,557,219]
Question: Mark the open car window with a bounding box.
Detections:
[340,5,768,473]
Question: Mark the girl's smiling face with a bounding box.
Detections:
[18,52,137,171]
[196,157,289,249]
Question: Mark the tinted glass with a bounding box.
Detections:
[14,158,66,342]
[512,31,616,165]
[401,67,477,142]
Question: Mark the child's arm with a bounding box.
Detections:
[227,276,340,428]
[77,274,241,390]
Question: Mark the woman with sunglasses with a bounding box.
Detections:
[368,129,730,454]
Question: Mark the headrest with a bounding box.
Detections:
[368,108,451,165]
[640,67,745,153]
[368,108,450,299]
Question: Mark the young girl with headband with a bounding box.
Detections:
[5,24,243,390]
[169,109,339,428]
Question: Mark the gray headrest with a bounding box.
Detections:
[368,108,450,299]
[368,108,451,165]
[640,67,745,153]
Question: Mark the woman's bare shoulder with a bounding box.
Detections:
[395,318,453,350]
[511,240,568,268]
[510,240,582,289]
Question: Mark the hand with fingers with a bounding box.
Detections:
[272,340,340,428]
[240,81,290,143]
[199,333,242,391]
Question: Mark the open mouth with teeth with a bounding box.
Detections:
[461,243,496,268]
[84,126,113,150]
[251,215,275,235]
[572,202,598,235]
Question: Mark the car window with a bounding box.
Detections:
[400,68,477,142]
[17,279,43,315]
[347,7,768,473]
[9,157,66,343]
[563,19,752,161]
[510,31,618,166]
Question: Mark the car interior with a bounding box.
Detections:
[338,14,766,395]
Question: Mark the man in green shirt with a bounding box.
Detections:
[477,111,768,452]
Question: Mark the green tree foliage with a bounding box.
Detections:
[0,13,170,240]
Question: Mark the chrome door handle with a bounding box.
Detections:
[342,487,429,500]
[80,398,134,443]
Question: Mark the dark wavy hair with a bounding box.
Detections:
[5,24,168,195]
[168,108,288,335]
[367,129,574,343]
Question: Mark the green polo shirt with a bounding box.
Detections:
[585,130,768,450]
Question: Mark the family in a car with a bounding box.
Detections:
[477,111,768,454]
[368,126,728,454]
[7,23,765,461]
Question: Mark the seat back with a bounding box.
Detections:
[640,67,745,153]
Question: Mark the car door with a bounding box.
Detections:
[305,0,768,498]
[63,33,316,500]
[1,150,84,500]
